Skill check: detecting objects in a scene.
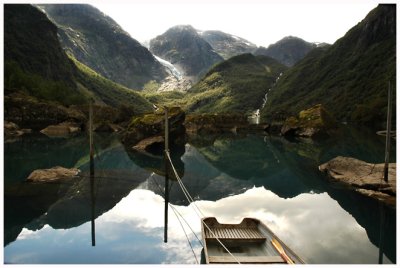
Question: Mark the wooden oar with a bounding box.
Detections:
[271,238,295,264]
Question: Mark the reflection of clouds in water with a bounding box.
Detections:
[100,187,382,264]
[6,187,386,264]
[18,226,46,240]
[196,187,380,264]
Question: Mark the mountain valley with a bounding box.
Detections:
[4,3,396,132]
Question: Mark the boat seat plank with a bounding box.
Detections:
[205,227,266,241]
[209,255,285,264]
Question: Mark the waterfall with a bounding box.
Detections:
[251,72,284,122]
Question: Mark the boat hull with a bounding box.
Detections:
[201,217,305,264]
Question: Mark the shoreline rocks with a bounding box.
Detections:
[4,121,31,139]
[27,166,80,182]
[185,113,249,134]
[319,156,396,207]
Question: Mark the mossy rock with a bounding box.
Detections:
[123,107,185,148]
[281,104,338,138]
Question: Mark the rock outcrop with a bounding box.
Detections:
[281,104,338,138]
[132,136,164,155]
[27,166,80,182]
[319,156,396,207]
[4,121,31,139]
[122,107,185,151]
[40,121,81,137]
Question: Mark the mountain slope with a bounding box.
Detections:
[185,53,287,114]
[262,4,396,128]
[70,56,152,112]
[200,30,257,59]
[4,4,81,104]
[38,4,167,89]
[149,25,224,81]
[254,36,316,67]
[4,4,152,119]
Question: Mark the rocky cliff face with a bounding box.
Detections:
[262,4,396,129]
[39,4,167,89]
[254,36,316,67]
[149,25,223,81]
[200,30,257,59]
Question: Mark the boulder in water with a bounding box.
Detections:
[319,156,396,207]
[27,166,80,182]
[40,121,81,137]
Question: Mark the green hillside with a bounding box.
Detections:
[71,56,153,113]
[262,4,396,128]
[184,53,287,114]
[4,4,153,128]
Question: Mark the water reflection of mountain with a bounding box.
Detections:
[4,128,396,263]
[191,135,326,198]
[126,143,186,178]
[4,135,150,245]
[325,186,396,263]
[181,130,396,263]
[192,127,394,196]
[4,134,88,184]
[5,134,89,245]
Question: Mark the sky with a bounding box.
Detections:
[89,0,381,47]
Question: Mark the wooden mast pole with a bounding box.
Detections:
[89,99,95,246]
[383,81,392,183]
[164,106,169,243]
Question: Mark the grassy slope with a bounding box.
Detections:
[262,5,396,128]
[70,55,153,113]
[182,53,287,115]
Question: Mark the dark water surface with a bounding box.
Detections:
[3,127,396,264]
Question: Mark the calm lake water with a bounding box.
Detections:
[3,127,396,264]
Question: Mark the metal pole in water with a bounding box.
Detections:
[89,99,95,246]
[164,106,169,243]
[383,81,392,183]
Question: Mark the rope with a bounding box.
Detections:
[165,151,204,218]
[170,204,203,247]
[170,204,199,264]
[149,173,203,247]
[165,150,241,264]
